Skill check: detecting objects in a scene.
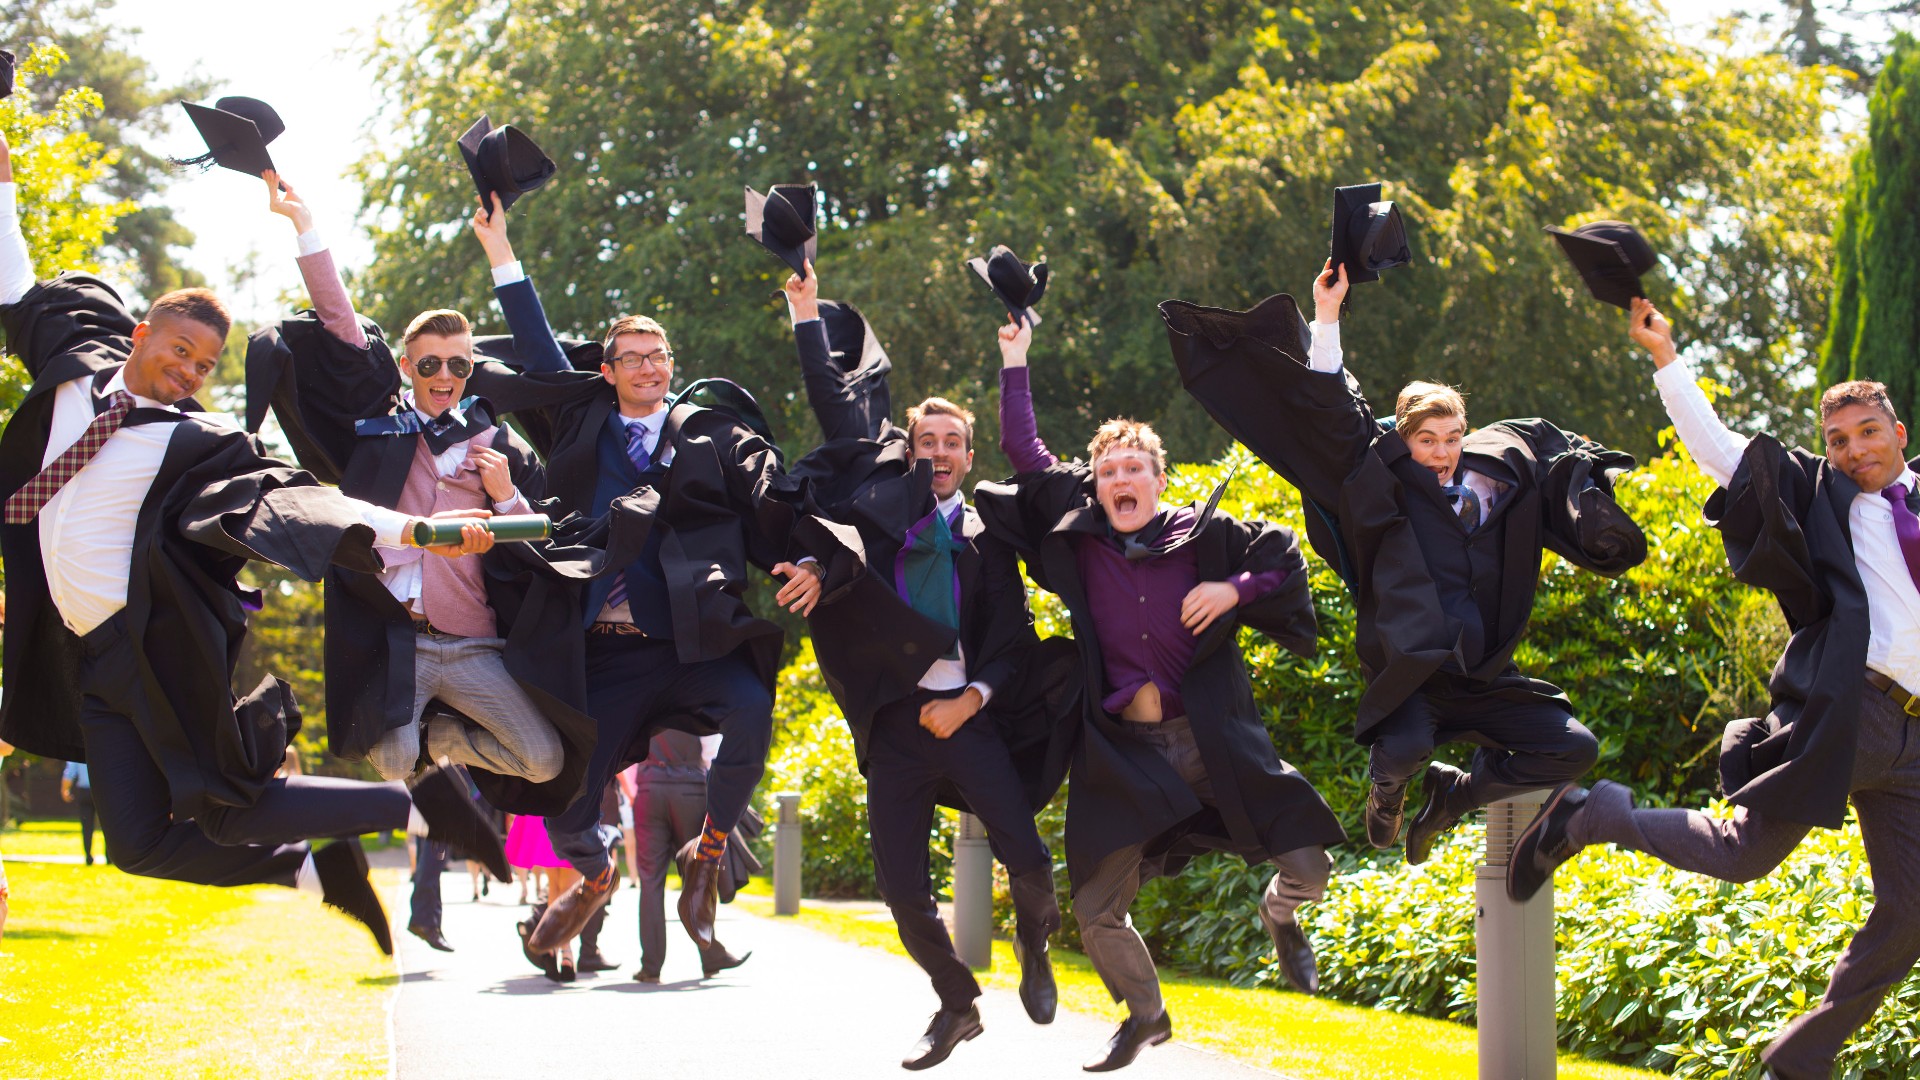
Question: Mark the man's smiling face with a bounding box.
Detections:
[1094,447,1166,533]
[399,331,472,418]
[1824,402,1908,494]
[1406,415,1466,485]
[911,413,973,500]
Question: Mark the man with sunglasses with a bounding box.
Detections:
[249,175,573,815]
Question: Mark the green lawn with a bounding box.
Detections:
[1,821,393,1079]
[731,885,1661,1080]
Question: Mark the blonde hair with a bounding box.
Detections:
[1087,418,1166,475]
[401,309,471,348]
[600,314,673,355]
[904,396,975,449]
[1395,380,1468,437]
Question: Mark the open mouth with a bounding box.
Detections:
[1115,493,1139,516]
[427,387,455,407]
[932,463,953,480]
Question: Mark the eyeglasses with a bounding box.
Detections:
[606,349,673,371]
[411,355,473,379]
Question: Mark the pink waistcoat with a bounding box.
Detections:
[385,430,501,638]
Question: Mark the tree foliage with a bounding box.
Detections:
[1819,32,1920,421]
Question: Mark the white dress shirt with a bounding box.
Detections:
[374,403,530,611]
[914,490,992,706]
[0,184,32,306]
[1656,361,1920,691]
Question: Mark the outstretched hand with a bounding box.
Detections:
[1313,259,1348,323]
[1628,298,1678,368]
[264,170,315,235]
[469,193,515,268]
[783,258,819,322]
[771,560,824,616]
[1179,581,1239,636]
[997,316,1032,368]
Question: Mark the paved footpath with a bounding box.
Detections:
[384,867,1287,1080]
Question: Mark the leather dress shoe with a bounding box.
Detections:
[676,854,721,950]
[577,947,618,973]
[700,942,752,977]
[409,766,510,881]
[1363,784,1406,849]
[315,839,393,955]
[1506,783,1588,903]
[528,868,616,953]
[1257,907,1318,994]
[902,1004,983,1070]
[516,910,559,979]
[408,922,455,952]
[1404,762,1469,866]
[633,969,662,984]
[1083,1010,1172,1072]
[1013,932,1057,1024]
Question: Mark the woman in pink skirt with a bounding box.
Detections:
[505,814,579,982]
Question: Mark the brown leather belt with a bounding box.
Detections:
[411,617,443,636]
[1864,669,1920,717]
[589,621,650,636]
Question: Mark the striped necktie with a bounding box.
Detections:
[606,421,655,611]
[6,391,135,524]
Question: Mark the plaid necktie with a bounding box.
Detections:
[6,390,135,524]
[606,421,655,611]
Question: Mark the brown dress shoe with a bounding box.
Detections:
[676,855,721,950]
[528,869,615,953]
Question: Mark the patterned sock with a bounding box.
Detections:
[695,818,728,862]
[587,862,616,893]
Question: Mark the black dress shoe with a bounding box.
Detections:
[408,922,455,952]
[700,942,752,977]
[577,947,618,973]
[1404,762,1469,866]
[1257,907,1318,994]
[1363,784,1406,849]
[1083,1010,1172,1072]
[1506,783,1589,903]
[409,766,510,881]
[902,1004,983,1070]
[1013,932,1058,1024]
[676,852,721,950]
[314,839,393,955]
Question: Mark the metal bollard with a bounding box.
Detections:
[774,791,802,916]
[1477,790,1557,1080]
[951,812,994,969]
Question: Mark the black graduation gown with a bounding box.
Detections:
[975,463,1346,892]
[785,308,1079,810]
[0,273,389,820]
[246,311,603,815]
[1164,314,1645,739]
[1704,435,1884,829]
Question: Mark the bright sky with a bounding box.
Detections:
[106,0,1755,323]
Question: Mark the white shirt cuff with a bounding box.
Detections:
[490,261,526,288]
[493,492,530,515]
[1308,320,1344,373]
[356,504,415,548]
[967,680,994,709]
[295,228,327,257]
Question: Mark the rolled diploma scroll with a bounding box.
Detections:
[410,514,552,548]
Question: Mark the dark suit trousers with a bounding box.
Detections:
[548,636,771,878]
[410,838,449,931]
[867,688,1052,1011]
[1367,675,1599,809]
[632,779,706,976]
[1573,679,1920,1079]
[77,615,411,888]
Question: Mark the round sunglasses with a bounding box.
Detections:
[411,354,473,379]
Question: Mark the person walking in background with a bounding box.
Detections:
[504,813,578,981]
[60,760,98,866]
[621,731,712,983]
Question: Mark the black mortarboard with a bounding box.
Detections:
[1,50,16,100]
[458,116,557,217]
[967,245,1048,326]
[179,96,284,177]
[1329,183,1413,285]
[744,184,818,276]
[1545,221,1658,310]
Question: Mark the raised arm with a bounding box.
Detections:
[0,130,33,307]
[267,171,368,350]
[785,260,890,443]
[996,318,1059,472]
[1632,298,1748,489]
[476,193,569,374]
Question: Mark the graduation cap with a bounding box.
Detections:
[744,183,818,277]
[458,116,557,217]
[1545,220,1657,310]
[1329,183,1413,285]
[178,96,285,177]
[967,245,1048,326]
[1,49,16,100]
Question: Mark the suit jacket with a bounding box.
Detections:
[975,463,1346,891]
[1165,316,1646,738]
[786,311,1078,811]
[1,273,387,819]
[247,307,600,815]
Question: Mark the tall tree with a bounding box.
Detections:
[1819,32,1920,419]
[1745,0,1920,86]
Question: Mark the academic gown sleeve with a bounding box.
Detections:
[1494,419,1648,576]
[797,299,893,444]
[0,271,134,382]
[1220,516,1319,660]
[972,462,1094,595]
[244,311,402,485]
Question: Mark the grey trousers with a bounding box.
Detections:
[633,780,706,976]
[1073,717,1332,1019]
[369,633,563,783]
[1571,679,1920,1079]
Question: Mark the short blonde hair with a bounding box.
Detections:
[600,314,673,355]
[1087,418,1166,476]
[402,309,471,348]
[904,396,975,449]
[1395,380,1468,437]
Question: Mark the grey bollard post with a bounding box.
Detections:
[1477,789,1557,1080]
[951,812,994,969]
[774,791,802,916]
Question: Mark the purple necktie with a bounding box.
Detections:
[1882,482,1920,593]
[606,422,654,611]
